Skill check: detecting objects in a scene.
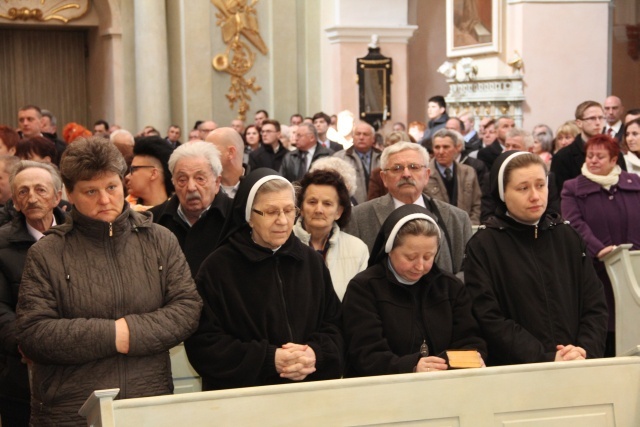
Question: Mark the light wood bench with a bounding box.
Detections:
[81,356,640,426]
[602,244,640,355]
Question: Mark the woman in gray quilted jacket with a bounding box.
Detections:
[16,137,202,426]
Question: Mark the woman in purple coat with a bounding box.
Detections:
[561,134,640,356]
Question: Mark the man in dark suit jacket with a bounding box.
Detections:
[313,112,343,152]
[551,100,626,192]
[477,116,515,170]
[279,123,333,182]
[603,95,625,143]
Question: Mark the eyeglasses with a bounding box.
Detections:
[128,165,155,174]
[252,207,300,220]
[580,116,606,123]
[382,163,427,174]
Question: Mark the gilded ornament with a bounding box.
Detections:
[211,0,268,121]
[0,1,88,24]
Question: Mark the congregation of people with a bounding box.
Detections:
[0,94,638,426]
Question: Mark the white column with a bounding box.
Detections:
[134,0,170,133]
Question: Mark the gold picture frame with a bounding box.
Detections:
[446,0,501,57]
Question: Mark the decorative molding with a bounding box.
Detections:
[211,0,268,121]
[444,76,526,127]
[325,25,418,44]
[0,0,89,24]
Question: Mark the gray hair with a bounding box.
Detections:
[309,156,358,197]
[432,128,464,148]
[41,109,57,127]
[380,141,430,170]
[506,128,534,150]
[168,141,222,177]
[533,130,554,153]
[110,129,134,145]
[299,122,319,141]
[11,159,63,193]
[353,120,375,135]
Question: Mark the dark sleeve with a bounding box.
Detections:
[16,246,117,365]
[463,236,556,364]
[480,171,494,224]
[367,169,385,201]
[571,231,608,358]
[560,181,604,257]
[447,279,488,360]
[550,154,569,193]
[184,258,279,388]
[343,276,421,376]
[0,268,18,355]
[546,172,561,214]
[125,230,202,357]
[248,151,258,171]
[304,262,345,380]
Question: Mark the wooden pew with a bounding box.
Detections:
[81,357,640,426]
[169,343,201,393]
[602,244,640,355]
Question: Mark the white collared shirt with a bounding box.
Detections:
[392,195,427,210]
[26,216,57,241]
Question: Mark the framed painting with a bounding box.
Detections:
[446,0,501,57]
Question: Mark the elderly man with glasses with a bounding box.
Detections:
[343,141,472,274]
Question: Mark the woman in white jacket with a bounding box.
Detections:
[294,169,368,300]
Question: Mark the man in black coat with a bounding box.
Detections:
[248,119,288,171]
[0,160,67,426]
[477,116,515,170]
[151,141,232,277]
[551,100,626,192]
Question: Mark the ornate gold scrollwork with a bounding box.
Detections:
[0,1,89,24]
[211,0,268,121]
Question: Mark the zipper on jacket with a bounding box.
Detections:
[109,222,113,237]
[534,224,538,239]
[274,257,294,342]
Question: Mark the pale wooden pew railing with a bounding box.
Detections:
[81,357,640,427]
[602,244,640,355]
[169,343,201,393]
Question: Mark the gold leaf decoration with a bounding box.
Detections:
[0,0,89,24]
[211,0,268,120]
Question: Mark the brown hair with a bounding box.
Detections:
[575,101,602,120]
[59,136,126,192]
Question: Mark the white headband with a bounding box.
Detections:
[245,175,293,222]
[385,213,442,253]
[497,151,529,202]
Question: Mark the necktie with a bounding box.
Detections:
[298,151,308,179]
[444,167,453,182]
[607,128,613,137]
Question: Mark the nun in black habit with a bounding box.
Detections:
[342,204,486,378]
[184,168,344,391]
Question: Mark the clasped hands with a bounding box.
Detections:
[275,342,316,381]
[415,352,486,373]
[555,344,586,361]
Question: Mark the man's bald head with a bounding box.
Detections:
[206,127,244,169]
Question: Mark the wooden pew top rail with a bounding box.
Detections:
[603,244,640,355]
[81,356,640,427]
